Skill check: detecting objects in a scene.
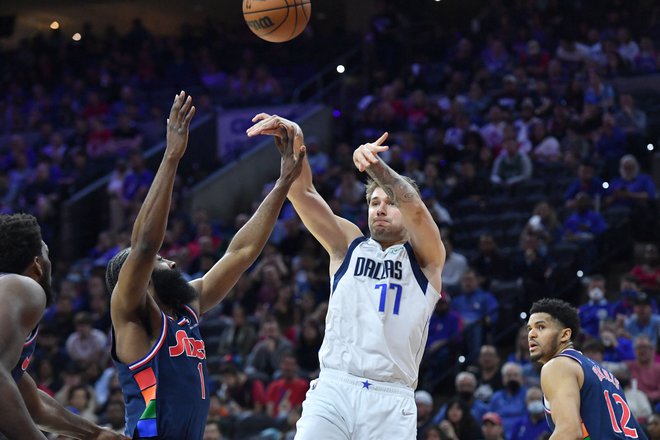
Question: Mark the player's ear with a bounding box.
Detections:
[29,256,44,279]
[560,327,572,343]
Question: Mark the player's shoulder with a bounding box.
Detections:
[543,354,583,376]
[0,273,45,300]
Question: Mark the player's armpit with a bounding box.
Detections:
[542,357,584,440]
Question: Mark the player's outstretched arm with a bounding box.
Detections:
[246,113,361,261]
[111,91,195,320]
[354,133,445,292]
[192,123,306,314]
[0,276,49,440]
[18,373,128,440]
[541,357,584,440]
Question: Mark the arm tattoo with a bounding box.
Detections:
[365,156,418,206]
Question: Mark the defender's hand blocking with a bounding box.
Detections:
[278,125,306,186]
[353,132,389,172]
[246,113,305,158]
[166,91,196,160]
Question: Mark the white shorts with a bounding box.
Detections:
[294,369,417,440]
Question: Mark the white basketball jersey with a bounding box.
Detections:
[319,237,440,388]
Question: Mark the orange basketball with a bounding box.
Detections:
[243,0,311,43]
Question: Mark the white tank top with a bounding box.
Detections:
[319,237,440,388]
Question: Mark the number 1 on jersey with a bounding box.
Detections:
[375,283,403,315]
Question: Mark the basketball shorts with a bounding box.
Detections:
[294,368,416,440]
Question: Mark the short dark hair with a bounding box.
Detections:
[0,213,43,274]
[530,298,581,341]
[105,247,131,293]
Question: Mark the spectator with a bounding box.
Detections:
[65,311,108,367]
[522,201,562,253]
[102,399,126,434]
[630,244,660,294]
[480,412,506,440]
[203,420,223,440]
[625,294,660,347]
[415,390,435,439]
[441,239,469,292]
[600,318,636,363]
[265,352,308,420]
[609,363,653,423]
[471,234,511,288]
[596,113,627,178]
[562,192,607,274]
[647,413,660,440]
[452,270,499,361]
[564,161,605,209]
[490,138,533,189]
[615,93,648,140]
[432,371,489,426]
[246,318,294,379]
[469,345,504,401]
[487,362,527,435]
[578,274,613,338]
[219,363,268,415]
[295,318,322,377]
[529,122,561,163]
[66,384,97,423]
[507,325,531,367]
[437,398,482,440]
[509,386,551,440]
[422,293,463,391]
[216,303,257,362]
[634,37,658,73]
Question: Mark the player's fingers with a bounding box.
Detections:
[251,113,272,123]
[183,106,196,127]
[179,95,193,121]
[169,93,181,115]
[363,149,381,163]
[373,132,388,146]
[246,115,276,134]
[368,144,389,153]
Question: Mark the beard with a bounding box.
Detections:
[40,274,54,307]
[369,221,405,244]
[151,268,199,311]
[530,338,559,363]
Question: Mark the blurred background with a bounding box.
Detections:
[1,0,660,439]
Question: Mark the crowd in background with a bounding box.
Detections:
[1,0,660,439]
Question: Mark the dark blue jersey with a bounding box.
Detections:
[112,305,209,440]
[11,326,38,382]
[543,349,647,440]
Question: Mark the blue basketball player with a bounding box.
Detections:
[527,298,647,440]
[0,213,127,440]
[105,91,304,439]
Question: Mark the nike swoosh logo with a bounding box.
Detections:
[401,409,415,416]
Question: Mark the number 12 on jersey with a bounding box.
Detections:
[375,283,403,315]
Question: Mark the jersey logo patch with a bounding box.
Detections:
[168,330,206,359]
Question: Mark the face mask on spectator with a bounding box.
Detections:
[588,288,604,301]
[458,391,473,402]
[527,400,544,415]
[505,380,521,394]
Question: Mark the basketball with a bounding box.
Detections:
[243,0,311,43]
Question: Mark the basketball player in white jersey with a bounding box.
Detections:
[247,115,446,440]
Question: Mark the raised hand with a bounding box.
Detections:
[353,132,389,172]
[246,113,305,157]
[166,91,196,160]
[278,124,306,187]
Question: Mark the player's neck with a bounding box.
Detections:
[556,342,575,355]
